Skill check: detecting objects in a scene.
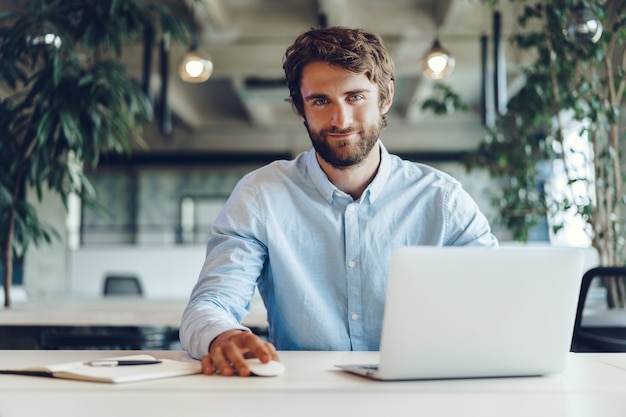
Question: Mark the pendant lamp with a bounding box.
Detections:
[422,0,455,80]
[178,4,213,83]
[179,46,213,83]
[562,1,603,44]
[26,23,62,49]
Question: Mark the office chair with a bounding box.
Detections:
[103,275,143,296]
[571,266,626,352]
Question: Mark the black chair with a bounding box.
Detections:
[571,266,626,352]
[103,275,143,296]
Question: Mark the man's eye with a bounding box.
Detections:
[349,94,363,101]
[314,98,329,105]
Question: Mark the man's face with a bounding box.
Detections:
[299,61,393,168]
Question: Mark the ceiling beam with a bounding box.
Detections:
[230,78,277,127]
[194,0,241,44]
[194,0,230,31]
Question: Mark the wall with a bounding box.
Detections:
[21,187,69,301]
[68,245,206,299]
[82,167,252,246]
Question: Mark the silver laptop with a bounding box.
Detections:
[337,245,585,380]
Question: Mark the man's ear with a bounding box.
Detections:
[381,79,394,114]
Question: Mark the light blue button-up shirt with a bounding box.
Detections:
[180,142,498,359]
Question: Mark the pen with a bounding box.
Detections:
[84,360,162,367]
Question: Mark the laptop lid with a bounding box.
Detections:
[340,245,584,381]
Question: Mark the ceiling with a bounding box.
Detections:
[119,0,528,158]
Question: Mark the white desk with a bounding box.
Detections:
[1,350,626,417]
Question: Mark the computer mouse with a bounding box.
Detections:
[244,358,285,377]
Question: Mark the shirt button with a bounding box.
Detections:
[348,260,356,268]
[351,314,359,321]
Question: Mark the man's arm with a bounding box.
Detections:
[445,180,498,247]
[179,176,270,360]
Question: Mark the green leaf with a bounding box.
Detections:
[36,110,56,145]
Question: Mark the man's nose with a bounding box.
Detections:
[330,103,352,128]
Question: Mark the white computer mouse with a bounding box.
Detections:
[244,358,285,377]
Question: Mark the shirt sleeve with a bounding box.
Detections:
[179,177,267,359]
[443,179,499,247]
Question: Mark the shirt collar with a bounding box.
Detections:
[305,140,392,204]
[306,147,337,204]
[365,141,391,204]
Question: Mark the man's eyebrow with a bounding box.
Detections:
[345,88,372,96]
[304,88,372,102]
[303,93,329,102]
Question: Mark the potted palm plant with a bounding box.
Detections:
[0,0,196,307]
[469,0,626,306]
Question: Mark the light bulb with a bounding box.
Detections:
[563,2,603,44]
[179,50,213,83]
[26,23,62,49]
[185,60,206,78]
[422,39,455,80]
[427,55,448,74]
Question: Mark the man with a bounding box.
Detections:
[180,26,498,377]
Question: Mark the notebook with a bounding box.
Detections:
[337,245,585,380]
[0,354,201,384]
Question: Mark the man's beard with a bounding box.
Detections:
[305,116,384,168]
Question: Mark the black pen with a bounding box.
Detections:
[84,360,162,367]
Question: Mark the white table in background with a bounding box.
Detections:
[0,298,268,349]
[0,297,267,328]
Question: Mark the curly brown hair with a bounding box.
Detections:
[283,26,395,120]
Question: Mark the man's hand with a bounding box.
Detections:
[201,330,278,377]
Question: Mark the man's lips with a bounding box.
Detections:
[326,131,357,140]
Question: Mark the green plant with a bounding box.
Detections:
[0,0,195,307]
[468,0,626,306]
[466,81,555,242]
[421,83,468,115]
